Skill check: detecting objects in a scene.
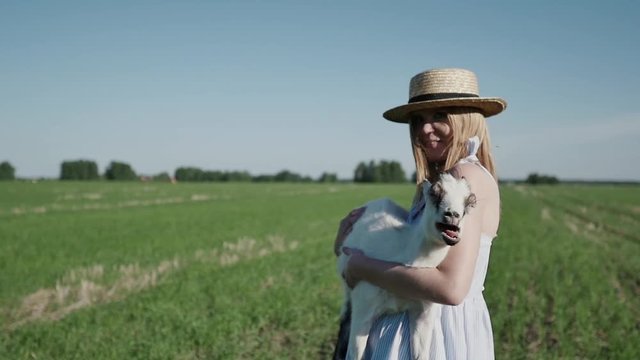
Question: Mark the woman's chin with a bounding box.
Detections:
[426,154,447,163]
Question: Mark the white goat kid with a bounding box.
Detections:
[337,173,477,360]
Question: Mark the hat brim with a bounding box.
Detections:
[383,97,507,123]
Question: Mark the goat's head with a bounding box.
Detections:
[422,173,477,246]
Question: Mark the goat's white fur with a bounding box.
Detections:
[337,173,475,360]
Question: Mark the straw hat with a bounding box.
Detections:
[383,68,507,123]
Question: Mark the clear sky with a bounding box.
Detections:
[1,0,639,181]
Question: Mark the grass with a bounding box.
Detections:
[0,181,638,359]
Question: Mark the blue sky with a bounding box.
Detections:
[1,0,638,181]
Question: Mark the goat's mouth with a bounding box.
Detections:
[436,222,460,246]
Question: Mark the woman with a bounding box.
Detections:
[334,68,507,360]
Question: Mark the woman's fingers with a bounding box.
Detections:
[349,206,366,220]
[342,246,365,288]
[342,246,364,257]
[334,223,351,256]
[337,208,368,284]
[334,207,367,256]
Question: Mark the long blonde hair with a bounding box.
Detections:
[410,107,497,200]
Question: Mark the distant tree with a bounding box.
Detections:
[175,167,253,182]
[105,161,137,181]
[203,170,224,182]
[386,161,407,183]
[0,161,15,180]
[526,172,559,185]
[379,160,391,182]
[354,162,367,182]
[354,160,407,183]
[318,172,338,183]
[225,171,252,182]
[274,170,303,182]
[368,160,381,182]
[152,172,172,182]
[175,167,204,182]
[60,160,99,180]
[252,174,275,182]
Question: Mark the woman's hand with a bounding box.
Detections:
[342,246,367,288]
[334,207,366,256]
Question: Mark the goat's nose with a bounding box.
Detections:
[444,211,460,219]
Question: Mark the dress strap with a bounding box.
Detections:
[459,136,480,164]
[458,136,495,181]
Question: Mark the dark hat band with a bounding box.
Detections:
[408,92,479,103]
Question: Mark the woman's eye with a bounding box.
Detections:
[412,115,424,124]
[433,112,447,121]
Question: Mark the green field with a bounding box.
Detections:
[1,181,639,359]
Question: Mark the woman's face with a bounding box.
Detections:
[413,109,453,163]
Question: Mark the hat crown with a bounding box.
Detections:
[409,68,479,100]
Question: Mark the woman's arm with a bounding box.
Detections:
[343,164,491,305]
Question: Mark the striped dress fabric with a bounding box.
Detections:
[351,137,496,360]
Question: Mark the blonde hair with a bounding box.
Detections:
[410,107,497,200]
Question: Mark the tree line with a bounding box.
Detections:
[0,159,413,183]
[353,160,407,183]
[0,160,572,185]
[60,160,139,181]
[0,160,345,183]
[525,172,559,185]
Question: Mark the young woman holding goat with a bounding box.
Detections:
[334,68,507,360]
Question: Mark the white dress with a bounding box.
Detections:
[356,137,496,360]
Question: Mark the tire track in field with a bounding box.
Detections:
[517,187,598,241]
[491,185,639,347]
[562,213,603,245]
[502,185,637,244]
[548,192,639,226]
[3,235,298,331]
[0,194,231,217]
[538,192,640,324]
[532,192,640,246]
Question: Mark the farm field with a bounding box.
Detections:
[0,181,639,359]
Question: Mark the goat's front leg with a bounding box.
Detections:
[409,304,440,360]
[349,284,382,360]
[349,303,374,360]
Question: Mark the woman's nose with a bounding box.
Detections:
[422,122,434,133]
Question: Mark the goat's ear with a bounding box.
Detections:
[465,193,477,210]
[429,182,444,205]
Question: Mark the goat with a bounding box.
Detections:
[335,173,476,360]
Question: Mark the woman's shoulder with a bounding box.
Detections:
[449,162,498,196]
[449,161,492,181]
[450,162,501,235]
